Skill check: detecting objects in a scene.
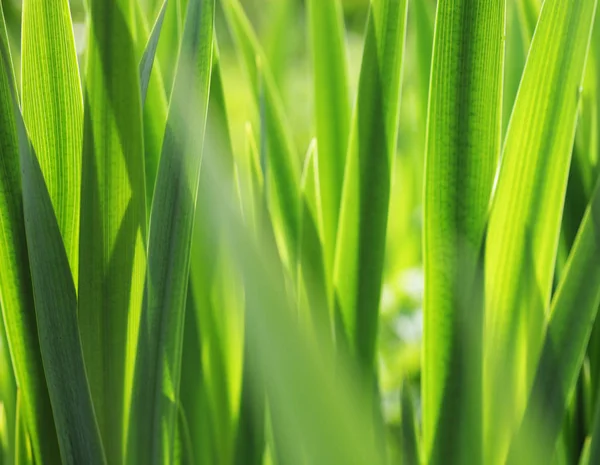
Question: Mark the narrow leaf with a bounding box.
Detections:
[0,5,61,463]
[307,0,349,284]
[21,0,83,282]
[423,1,505,462]
[19,64,106,465]
[79,0,148,462]
[333,0,408,375]
[127,0,214,462]
[139,0,169,106]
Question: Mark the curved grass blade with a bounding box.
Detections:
[139,0,168,106]
[136,0,169,211]
[155,0,184,101]
[21,0,83,283]
[78,0,148,462]
[307,0,349,285]
[0,6,62,463]
[222,0,300,269]
[126,0,214,462]
[507,176,600,464]
[423,1,505,462]
[333,0,408,375]
[484,1,598,462]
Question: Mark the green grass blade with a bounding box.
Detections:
[17,67,105,465]
[134,0,169,215]
[222,0,300,269]
[0,304,14,465]
[187,44,240,465]
[589,382,600,464]
[233,124,268,465]
[78,0,148,462]
[126,0,214,462]
[307,0,349,283]
[400,382,420,465]
[333,0,408,373]
[0,6,61,463]
[298,141,329,335]
[14,391,33,465]
[21,0,83,283]
[136,0,169,211]
[139,0,168,106]
[484,0,598,462]
[507,177,600,463]
[155,0,184,101]
[423,1,505,462]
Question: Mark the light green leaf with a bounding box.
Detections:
[307,0,349,285]
[21,0,83,283]
[423,1,505,463]
[136,0,169,211]
[484,0,598,463]
[139,0,168,106]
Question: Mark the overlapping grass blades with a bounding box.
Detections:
[222,0,300,270]
[0,5,61,463]
[127,0,214,462]
[484,1,598,463]
[333,0,408,375]
[78,0,147,462]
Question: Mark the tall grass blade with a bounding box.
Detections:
[333,0,408,375]
[78,0,148,462]
[298,141,329,334]
[127,0,214,462]
[17,63,106,465]
[307,0,349,284]
[21,0,83,282]
[135,0,169,211]
[423,1,505,463]
[0,5,61,463]
[139,0,168,106]
[485,0,598,462]
[187,45,240,465]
